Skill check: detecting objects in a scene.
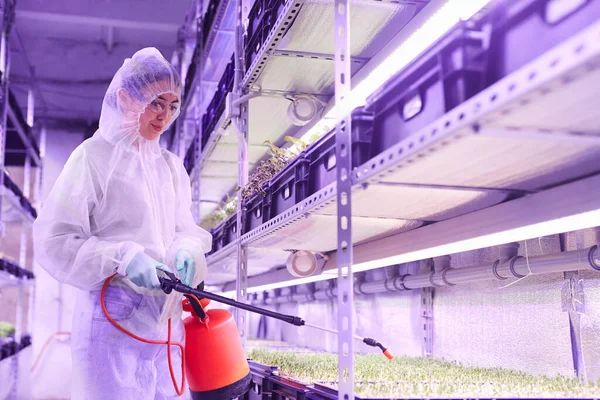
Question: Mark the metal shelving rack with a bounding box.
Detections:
[0,1,44,399]
[170,0,239,222]
[173,0,434,223]
[177,0,600,398]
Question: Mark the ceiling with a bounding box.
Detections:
[10,0,193,133]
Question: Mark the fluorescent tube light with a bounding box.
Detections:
[221,274,336,296]
[352,209,600,274]
[216,208,600,295]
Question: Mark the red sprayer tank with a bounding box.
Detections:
[182,298,252,400]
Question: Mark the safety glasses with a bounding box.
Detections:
[148,98,180,116]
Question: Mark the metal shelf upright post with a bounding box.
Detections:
[0,0,12,234]
[234,0,250,348]
[0,2,16,399]
[30,123,45,346]
[334,0,355,397]
[0,3,42,398]
[191,0,204,224]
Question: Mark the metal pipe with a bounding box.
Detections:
[251,246,600,305]
[291,290,315,302]
[440,264,497,286]
[433,255,451,272]
[515,246,598,276]
[313,290,330,301]
[409,247,599,289]
[231,92,261,107]
[264,296,276,306]
[595,227,600,245]
[359,280,391,294]
[499,242,520,261]
[368,268,386,281]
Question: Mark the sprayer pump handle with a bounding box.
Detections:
[184,295,208,320]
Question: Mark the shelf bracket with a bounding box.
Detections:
[561,232,586,381]
[272,49,369,65]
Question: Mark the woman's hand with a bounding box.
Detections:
[176,249,196,287]
[125,252,169,289]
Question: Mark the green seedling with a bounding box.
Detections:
[199,132,324,230]
[248,347,600,398]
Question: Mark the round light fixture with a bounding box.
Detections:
[286,94,324,126]
[286,250,323,277]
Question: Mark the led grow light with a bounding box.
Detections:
[342,208,600,275]
[218,208,600,294]
[221,274,334,296]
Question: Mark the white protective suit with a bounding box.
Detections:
[33,48,212,400]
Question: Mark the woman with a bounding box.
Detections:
[33,48,212,399]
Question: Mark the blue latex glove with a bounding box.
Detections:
[125,252,168,290]
[176,249,196,287]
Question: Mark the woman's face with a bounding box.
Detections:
[138,92,180,141]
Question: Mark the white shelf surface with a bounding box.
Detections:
[0,269,33,289]
[0,186,34,225]
[0,345,32,400]
[206,17,600,285]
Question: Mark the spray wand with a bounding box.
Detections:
[159,272,395,360]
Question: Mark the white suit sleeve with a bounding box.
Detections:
[33,147,143,291]
[165,158,213,286]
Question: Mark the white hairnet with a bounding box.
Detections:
[99,47,181,151]
[33,47,212,323]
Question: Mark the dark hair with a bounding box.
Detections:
[121,58,181,101]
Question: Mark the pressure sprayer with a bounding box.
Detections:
[101,270,394,399]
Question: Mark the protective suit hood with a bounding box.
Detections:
[98,47,181,156]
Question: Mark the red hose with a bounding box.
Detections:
[31,331,72,372]
[101,273,186,396]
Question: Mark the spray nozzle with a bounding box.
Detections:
[363,338,395,360]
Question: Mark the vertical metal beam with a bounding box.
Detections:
[15,154,31,336]
[421,260,434,357]
[104,25,115,53]
[26,88,34,127]
[19,156,31,280]
[561,232,586,380]
[13,283,23,400]
[234,0,249,348]
[1,4,18,399]
[0,29,8,237]
[33,125,46,203]
[0,31,6,74]
[191,165,201,224]
[173,0,201,157]
[191,88,202,223]
[334,0,354,397]
[174,118,182,159]
[190,0,203,223]
[30,125,44,338]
